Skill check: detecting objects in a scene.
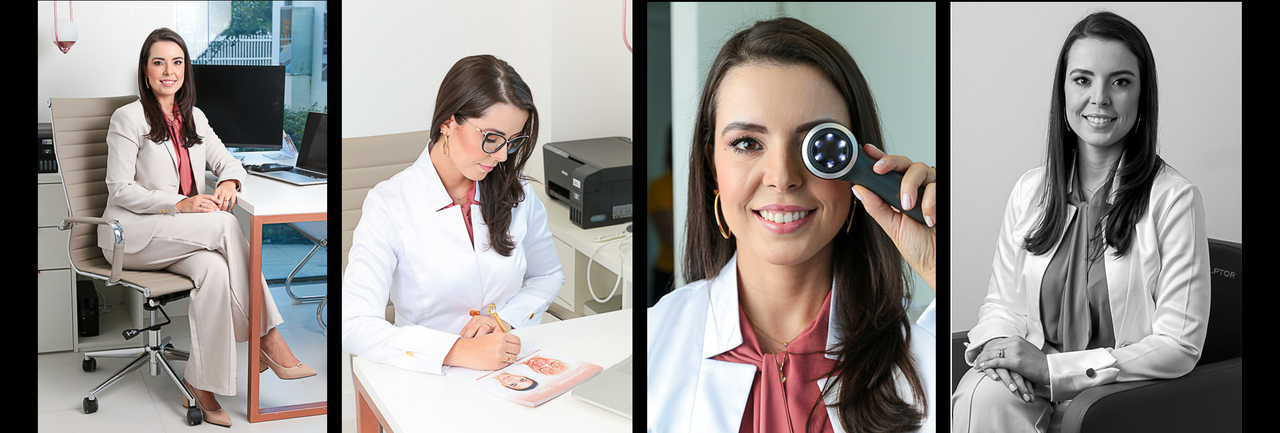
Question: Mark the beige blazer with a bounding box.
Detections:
[100,100,247,254]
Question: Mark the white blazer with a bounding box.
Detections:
[966,159,1211,401]
[341,146,565,375]
[647,253,936,432]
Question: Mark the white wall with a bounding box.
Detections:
[341,0,633,189]
[38,1,176,122]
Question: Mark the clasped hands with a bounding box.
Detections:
[972,336,1051,403]
[176,180,239,213]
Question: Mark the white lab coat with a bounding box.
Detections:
[965,159,1210,401]
[342,146,565,375]
[647,253,936,432]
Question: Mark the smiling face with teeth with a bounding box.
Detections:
[1064,38,1141,150]
[145,41,186,109]
[711,63,853,267]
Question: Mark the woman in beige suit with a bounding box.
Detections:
[100,28,315,427]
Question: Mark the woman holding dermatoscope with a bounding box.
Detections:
[101,28,314,427]
[342,55,564,376]
[951,12,1210,432]
[648,18,937,433]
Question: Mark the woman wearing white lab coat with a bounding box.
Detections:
[342,55,564,374]
[649,18,937,433]
[951,12,1211,432]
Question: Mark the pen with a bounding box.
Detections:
[488,303,509,333]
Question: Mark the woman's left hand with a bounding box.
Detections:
[853,144,936,292]
[972,336,1050,386]
[213,180,239,211]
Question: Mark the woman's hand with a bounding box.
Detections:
[852,144,937,292]
[458,314,512,338]
[212,180,239,211]
[444,331,522,371]
[984,366,1040,404]
[176,194,222,213]
[973,336,1050,388]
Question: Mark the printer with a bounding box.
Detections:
[543,136,633,229]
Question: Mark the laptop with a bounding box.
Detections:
[572,355,632,419]
[250,112,327,185]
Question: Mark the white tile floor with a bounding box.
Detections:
[37,280,330,432]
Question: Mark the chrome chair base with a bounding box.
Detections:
[81,301,203,425]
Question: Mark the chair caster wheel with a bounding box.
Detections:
[83,397,98,414]
[83,357,96,372]
[186,406,203,426]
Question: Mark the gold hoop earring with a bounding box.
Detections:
[714,189,731,239]
[847,196,858,234]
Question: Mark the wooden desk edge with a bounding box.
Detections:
[248,212,329,423]
[354,362,396,433]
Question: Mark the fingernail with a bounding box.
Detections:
[874,159,887,170]
[1008,383,1017,392]
[925,215,935,227]
[1024,394,1032,403]
[902,193,913,210]
[851,186,865,202]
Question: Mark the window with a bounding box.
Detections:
[175,1,328,151]
[174,1,329,285]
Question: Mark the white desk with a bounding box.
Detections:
[354,309,633,432]
[205,150,327,422]
[221,152,327,215]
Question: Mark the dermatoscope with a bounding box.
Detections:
[801,122,928,225]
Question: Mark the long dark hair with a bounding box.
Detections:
[684,17,926,432]
[136,28,202,148]
[1026,11,1163,258]
[428,55,540,257]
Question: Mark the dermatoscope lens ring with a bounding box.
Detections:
[801,122,857,180]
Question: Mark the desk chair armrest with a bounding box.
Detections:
[59,217,125,285]
[1057,357,1242,433]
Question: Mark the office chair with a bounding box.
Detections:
[341,131,431,324]
[951,238,1242,433]
[50,96,204,426]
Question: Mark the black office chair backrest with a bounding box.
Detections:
[1199,238,1241,365]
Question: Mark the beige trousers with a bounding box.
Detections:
[951,368,1054,433]
[103,210,285,396]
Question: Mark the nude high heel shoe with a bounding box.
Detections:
[182,379,231,428]
[259,348,317,380]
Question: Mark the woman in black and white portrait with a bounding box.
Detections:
[950,10,1220,433]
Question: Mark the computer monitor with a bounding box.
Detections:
[193,64,285,149]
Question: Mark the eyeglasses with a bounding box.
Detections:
[461,117,529,154]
